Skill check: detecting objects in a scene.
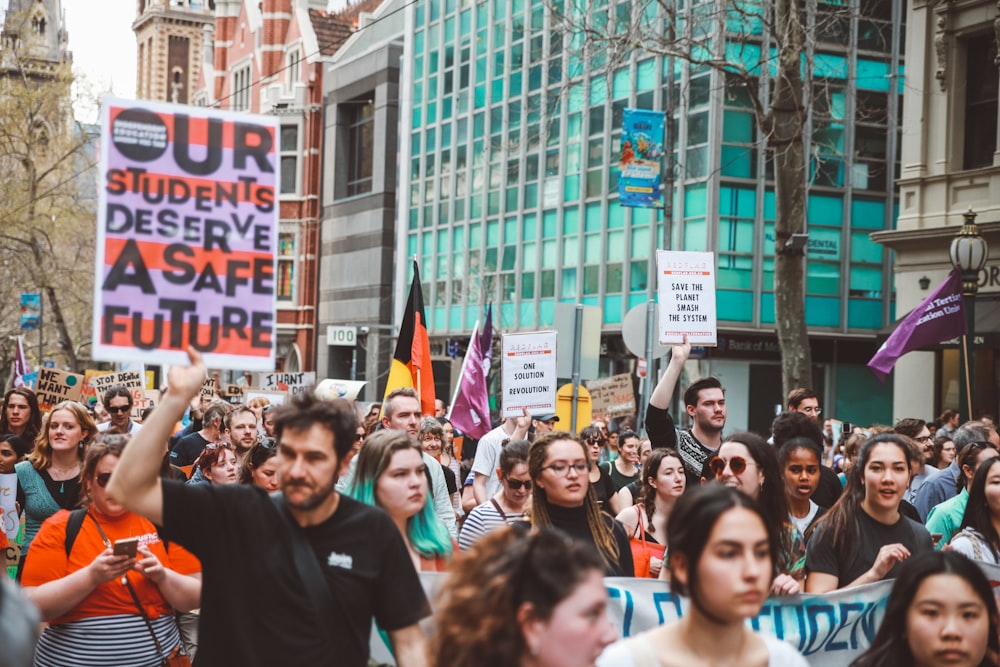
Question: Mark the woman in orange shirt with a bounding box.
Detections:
[22,434,202,667]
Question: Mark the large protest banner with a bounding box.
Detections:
[368,563,1000,666]
[656,250,718,347]
[92,97,278,371]
[501,331,558,418]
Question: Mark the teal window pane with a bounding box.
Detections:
[590,76,607,105]
[567,112,582,137]
[541,269,555,297]
[422,231,434,255]
[717,290,753,322]
[564,175,580,200]
[539,299,555,326]
[606,263,623,292]
[809,227,842,261]
[542,210,557,237]
[631,226,649,258]
[612,67,631,99]
[684,185,707,217]
[585,202,602,231]
[630,260,649,292]
[449,307,462,330]
[683,217,707,251]
[717,254,753,289]
[850,266,882,298]
[524,183,538,208]
[720,146,755,178]
[637,59,656,91]
[564,207,580,234]
[470,222,482,246]
[608,201,624,229]
[851,197,886,229]
[807,261,840,295]
[452,226,465,250]
[851,232,882,263]
[460,9,471,34]
[584,234,601,262]
[523,242,537,267]
[506,187,519,211]
[522,272,536,298]
[414,30,424,53]
[719,186,756,218]
[806,296,841,327]
[523,214,537,239]
[628,292,647,309]
[857,59,890,92]
[408,233,418,257]
[848,299,882,329]
[501,302,515,325]
[541,239,557,267]
[561,268,578,298]
[484,247,497,270]
[466,305,478,329]
[761,292,775,324]
[433,306,446,330]
[604,295,623,324]
[409,208,418,230]
[568,82,584,111]
[814,52,847,79]
[488,191,501,214]
[437,230,449,252]
[583,266,599,294]
[718,218,754,253]
[607,230,624,261]
[504,216,517,240]
[520,301,537,327]
[501,246,518,270]
[808,194,843,226]
[412,108,422,128]
[586,170,603,197]
[722,110,754,143]
[562,236,579,263]
[764,190,776,220]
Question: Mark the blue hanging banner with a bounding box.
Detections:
[618,108,666,208]
[20,292,40,331]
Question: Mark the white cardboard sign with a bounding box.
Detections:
[656,250,718,346]
[501,331,558,418]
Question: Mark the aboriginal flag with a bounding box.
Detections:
[383,261,436,414]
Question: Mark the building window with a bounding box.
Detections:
[232,64,251,112]
[963,34,998,170]
[286,49,300,91]
[277,233,296,302]
[280,124,298,194]
[345,98,375,197]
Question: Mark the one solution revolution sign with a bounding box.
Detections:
[92,97,278,370]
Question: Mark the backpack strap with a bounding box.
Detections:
[64,508,88,558]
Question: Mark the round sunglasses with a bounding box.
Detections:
[709,455,749,478]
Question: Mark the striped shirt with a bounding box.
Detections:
[458,498,527,550]
[34,613,181,667]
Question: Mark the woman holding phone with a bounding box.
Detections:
[22,434,202,666]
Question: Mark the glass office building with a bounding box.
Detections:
[397,0,903,428]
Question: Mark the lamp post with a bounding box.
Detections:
[949,206,989,422]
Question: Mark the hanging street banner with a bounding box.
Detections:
[617,109,665,208]
[501,331,558,418]
[656,250,718,347]
[92,96,278,371]
[20,293,40,331]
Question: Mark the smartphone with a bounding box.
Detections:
[113,537,139,557]
[842,422,854,435]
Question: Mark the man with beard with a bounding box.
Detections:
[646,339,727,487]
[226,406,261,461]
[108,349,429,667]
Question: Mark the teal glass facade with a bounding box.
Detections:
[399,0,901,339]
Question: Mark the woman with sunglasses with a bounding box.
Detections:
[459,440,531,550]
[433,526,617,667]
[599,485,808,666]
[615,448,685,578]
[707,432,804,595]
[349,429,454,571]
[806,433,933,593]
[239,441,279,492]
[22,434,201,666]
[521,432,633,576]
[582,426,622,516]
[15,400,97,575]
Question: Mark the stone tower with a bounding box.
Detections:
[1,0,71,72]
[133,0,213,103]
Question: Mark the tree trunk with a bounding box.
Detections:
[771,0,813,397]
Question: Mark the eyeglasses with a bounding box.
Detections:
[106,405,131,414]
[95,472,112,488]
[709,455,749,478]
[913,435,933,444]
[542,462,590,476]
[801,407,822,415]
[506,478,532,490]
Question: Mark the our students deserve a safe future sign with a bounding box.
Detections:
[92,97,278,370]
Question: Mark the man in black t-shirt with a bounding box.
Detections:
[170,401,229,467]
[109,350,430,667]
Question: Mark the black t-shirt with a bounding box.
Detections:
[160,481,430,667]
[812,465,843,509]
[806,508,933,588]
[170,432,211,467]
[591,463,618,515]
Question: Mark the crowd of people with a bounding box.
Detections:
[1,341,999,667]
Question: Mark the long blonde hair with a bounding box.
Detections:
[527,432,620,571]
[27,401,96,471]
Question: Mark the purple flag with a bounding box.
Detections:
[10,336,31,389]
[868,269,967,382]
[449,305,494,438]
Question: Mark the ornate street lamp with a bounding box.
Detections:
[949,206,989,421]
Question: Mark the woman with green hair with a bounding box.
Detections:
[348,429,454,571]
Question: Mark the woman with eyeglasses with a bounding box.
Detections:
[349,429,454,571]
[459,440,531,550]
[805,433,933,593]
[707,432,804,595]
[22,434,201,666]
[599,485,808,667]
[432,526,617,667]
[582,426,622,516]
[614,448,685,579]
[15,400,98,576]
[239,441,279,492]
[521,432,633,577]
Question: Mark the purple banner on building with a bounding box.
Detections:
[867,269,967,382]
